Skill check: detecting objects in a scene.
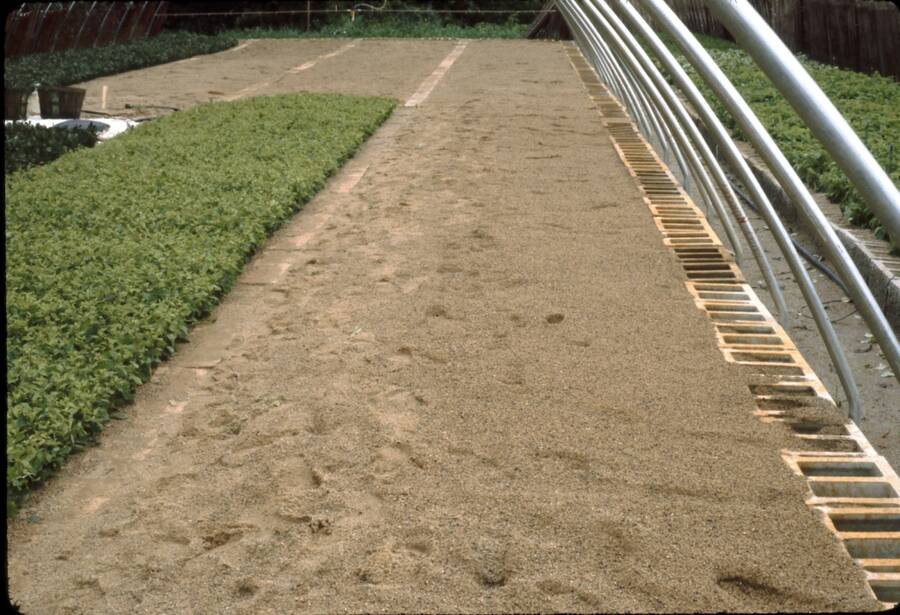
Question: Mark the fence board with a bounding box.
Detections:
[662,0,899,79]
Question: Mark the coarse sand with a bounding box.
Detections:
[7,39,881,614]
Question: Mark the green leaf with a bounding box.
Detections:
[5,92,396,503]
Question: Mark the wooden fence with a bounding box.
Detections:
[663,0,900,79]
[5,1,169,58]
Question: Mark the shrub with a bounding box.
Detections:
[231,17,529,40]
[664,35,900,245]
[5,123,99,175]
[4,31,238,89]
[6,93,395,506]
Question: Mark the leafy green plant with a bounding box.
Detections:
[5,93,395,509]
[661,34,900,246]
[5,123,99,175]
[4,31,238,89]
[171,0,541,32]
[230,16,529,39]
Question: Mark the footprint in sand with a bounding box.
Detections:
[425,304,448,318]
[399,526,434,555]
[401,275,428,295]
[355,543,396,585]
[370,389,428,440]
[536,579,573,596]
[154,471,199,492]
[235,578,259,598]
[306,406,340,436]
[471,536,512,588]
[471,227,494,242]
[437,262,463,274]
[716,573,795,605]
[497,370,525,386]
[374,442,425,475]
[151,528,192,547]
[386,347,414,371]
[374,404,420,439]
[201,527,246,551]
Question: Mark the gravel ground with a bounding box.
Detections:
[8,39,881,614]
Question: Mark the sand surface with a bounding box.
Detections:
[7,39,881,613]
[698,154,900,471]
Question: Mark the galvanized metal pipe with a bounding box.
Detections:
[705,0,900,243]
[560,0,863,418]
[564,0,685,173]
[112,1,134,44]
[606,38,712,207]
[568,2,698,189]
[570,0,720,214]
[569,0,746,262]
[564,0,715,227]
[566,0,720,254]
[50,2,77,52]
[640,0,898,416]
[571,0,700,206]
[584,3,732,250]
[583,0,730,244]
[93,3,116,48]
[590,22,701,198]
[611,0,862,419]
[564,5,648,134]
[561,2,695,196]
[563,2,663,153]
[127,1,150,42]
[144,2,164,37]
[587,0,783,316]
[73,1,98,49]
[29,3,56,56]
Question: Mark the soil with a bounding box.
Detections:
[697,177,900,470]
[77,38,464,118]
[7,39,882,613]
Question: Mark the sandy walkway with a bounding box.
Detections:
[77,39,461,116]
[8,39,879,613]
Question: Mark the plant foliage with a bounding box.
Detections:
[167,0,542,33]
[4,31,238,89]
[230,16,529,39]
[5,123,99,175]
[5,93,395,507]
[665,34,900,245]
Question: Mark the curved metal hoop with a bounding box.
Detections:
[552,0,900,422]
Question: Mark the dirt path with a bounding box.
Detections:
[9,40,880,613]
[77,39,461,117]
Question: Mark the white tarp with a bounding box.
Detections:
[4,117,138,141]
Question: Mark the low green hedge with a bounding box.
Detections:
[6,93,395,506]
[5,123,99,174]
[668,34,900,245]
[4,31,238,89]
[230,16,529,39]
